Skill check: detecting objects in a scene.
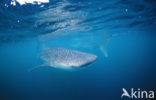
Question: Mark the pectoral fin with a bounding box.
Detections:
[28,64,47,72]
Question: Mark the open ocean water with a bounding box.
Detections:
[0,0,156,100]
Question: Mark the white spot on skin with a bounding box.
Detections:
[17,20,20,23]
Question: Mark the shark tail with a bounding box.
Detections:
[99,34,113,57]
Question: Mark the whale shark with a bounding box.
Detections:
[29,47,97,71]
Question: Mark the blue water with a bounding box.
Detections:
[0,0,156,100]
